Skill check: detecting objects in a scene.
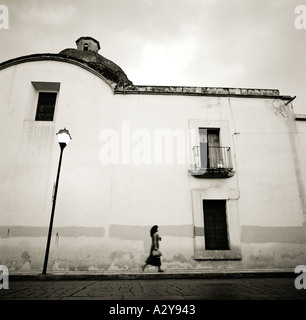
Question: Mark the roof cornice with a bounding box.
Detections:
[0,54,294,100]
[114,85,293,100]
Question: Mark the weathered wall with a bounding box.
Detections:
[1,225,306,271]
[0,59,305,272]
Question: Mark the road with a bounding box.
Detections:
[0,277,305,300]
[1,277,304,319]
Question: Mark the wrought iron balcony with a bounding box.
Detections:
[188,146,235,178]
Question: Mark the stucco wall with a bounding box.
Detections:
[0,60,305,272]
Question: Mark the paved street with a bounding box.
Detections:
[1,275,304,319]
[1,276,305,300]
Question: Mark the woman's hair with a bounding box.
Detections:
[150,225,158,238]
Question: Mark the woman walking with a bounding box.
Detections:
[142,225,164,272]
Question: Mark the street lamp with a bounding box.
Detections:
[42,128,72,275]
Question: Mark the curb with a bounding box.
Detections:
[9,271,295,281]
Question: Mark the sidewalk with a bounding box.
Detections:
[1,268,305,302]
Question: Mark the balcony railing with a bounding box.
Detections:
[188,146,235,178]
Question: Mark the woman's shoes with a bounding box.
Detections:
[141,265,164,272]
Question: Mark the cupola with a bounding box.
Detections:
[75,36,101,52]
[59,36,133,87]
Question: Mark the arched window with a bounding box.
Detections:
[83,43,89,51]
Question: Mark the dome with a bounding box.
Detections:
[59,37,133,87]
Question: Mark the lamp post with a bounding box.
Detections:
[42,128,72,275]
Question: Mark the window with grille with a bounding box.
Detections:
[203,199,229,250]
[35,92,57,121]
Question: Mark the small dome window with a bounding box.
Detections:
[83,43,89,51]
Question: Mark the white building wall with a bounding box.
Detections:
[231,97,305,227]
[0,59,305,272]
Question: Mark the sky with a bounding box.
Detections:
[0,0,305,113]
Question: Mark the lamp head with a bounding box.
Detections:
[56,127,72,148]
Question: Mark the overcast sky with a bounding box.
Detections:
[1,0,305,112]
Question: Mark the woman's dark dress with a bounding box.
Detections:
[145,232,161,267]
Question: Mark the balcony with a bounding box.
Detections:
[188,146,235,178]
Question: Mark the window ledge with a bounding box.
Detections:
[295,114,306,121]
[194,245,242,260]
[188,168,235,179]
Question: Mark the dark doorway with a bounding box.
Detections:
[203,200,229,250]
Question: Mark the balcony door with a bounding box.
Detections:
[199,128,220,169]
